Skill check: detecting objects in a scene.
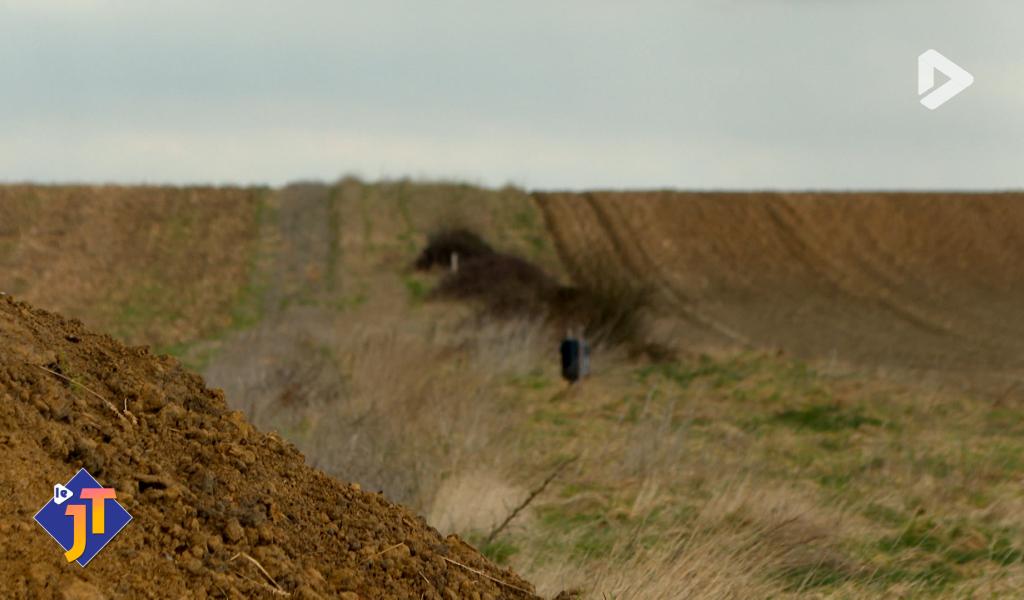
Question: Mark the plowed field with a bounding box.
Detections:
[536,192,1024,388]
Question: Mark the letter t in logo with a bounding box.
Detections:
[80,487,117,534]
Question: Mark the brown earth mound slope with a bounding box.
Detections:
[536,191,1024,387]
[0,296,537,599]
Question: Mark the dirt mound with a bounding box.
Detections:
[0,296,537,599]
[536,191,1024,387]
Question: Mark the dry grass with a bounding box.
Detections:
[207,302,548,510]
[204,291,1024,598]
[528,481,816,599]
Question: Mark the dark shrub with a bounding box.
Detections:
[420,228,668,356]
[435,254,560,315]
[414,229,495,270]
[552,278,653,348]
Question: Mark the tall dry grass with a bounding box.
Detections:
[196,257,1024,598]
[526,475,863,598]
[207,303,550,513]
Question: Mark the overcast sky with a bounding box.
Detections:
[1,1,1022,190]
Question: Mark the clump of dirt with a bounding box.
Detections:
[0,296,538,599]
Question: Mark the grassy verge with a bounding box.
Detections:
[486,352,1024,597]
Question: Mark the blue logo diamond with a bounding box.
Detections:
[34,468,132,566]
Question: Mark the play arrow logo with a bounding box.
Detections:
[918,49,973,110]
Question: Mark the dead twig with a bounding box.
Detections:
[441,556,533,595]
[486,456,578,544]
[235,571,290,597]
[122,396,138,425]
[369,542,407,559]
[212,582,228,599]
[32,364,134,425]
[230,552,289,596]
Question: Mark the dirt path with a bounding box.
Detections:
[262,183,340,311]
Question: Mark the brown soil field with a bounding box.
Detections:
[0,296,537,599]
[0,185,266,350]
[536,191,1024,389]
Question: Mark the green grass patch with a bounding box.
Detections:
[777,562,852,591]
[470,535,520,565]
[151,192,270,367]
[637,354,781,392]
[880,518,1024,566]
[509,369,551,390]
[531,407,573,430]
[403,276,428,305]
[154,340,210,372]
[863,502,907,527]
[771,403,882,432]
[869,559,959,590]
[111,281,184,341]
[537,508,621,560]
[857,517,1024,594]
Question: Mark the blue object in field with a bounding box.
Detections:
[560,336,590,383]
